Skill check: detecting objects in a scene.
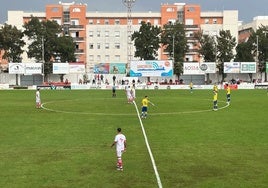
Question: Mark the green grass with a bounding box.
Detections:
[0,89,267,188]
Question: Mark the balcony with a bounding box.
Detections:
[73,37,85,42]
[75,49,84,54]
[69,25,84,30]
[185,24,199,28]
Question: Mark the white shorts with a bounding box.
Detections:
[116,149,124,158]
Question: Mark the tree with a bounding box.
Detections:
[24,17,62,62]
[195,31,217,84]
[55,36,76,63]
[0,24,25,62]
[54,36,76,82]
[0,24,25,85]
[235,40,255,82]
[216,30,237,82]
[253,25,268,81]
[161,21,187,78]
[132,21,162,60]
[23,16,76,81]
[235,42,254,62]
[196,32,216,62]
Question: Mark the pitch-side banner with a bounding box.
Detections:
[9,63,25,74]
[240,62,256,73]
[224,62,240,73]
[130,60,173,77]
[53,63,69,74]
[109,63,126,74]
[183,62,216,75]
[9,63,42,74]
[69,63,85,74]
[25,63,42,75]
[93,63,126,74]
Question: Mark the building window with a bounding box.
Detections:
[89,55,94,61]
[205,19,209,24]
[115,31,120,37]
[154,19,159,25]
[105,19,109,25]
[53,19,62,25]
[97,55,101,61]
[89,31,93,37]
[97,31,101,37]
[89,19,93,24]
[213,19,217,24]
[105,31,109,37]
[97,43,101,49]
[71,19,79,25]
[105,43,109,49]
[105,55,110,61]
[52,7,59,12]
[138,19,143,24]
[115,43,120,49]
[89,43,94,49]
[178,11,184,23]
[188,43,193,49]
[115,19,120,25]
[166,7,174,12]
[168,19,176,24]
[185,19,193,25]
[187,7,195,12]
[204,31,209,35]
[115,55,120,61]
[96,19,100,24]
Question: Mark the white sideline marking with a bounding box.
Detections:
[132,100,163,188]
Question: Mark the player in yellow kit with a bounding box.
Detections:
[189,82,193,93]
[213,90,218,111]
[213,83,218,92]
[226,83,231,104]
[141,96,149,118]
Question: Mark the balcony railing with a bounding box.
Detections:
[69,25,84,29]
[75,49,84,53]
[73,37,85,42]
[185,25,199,28]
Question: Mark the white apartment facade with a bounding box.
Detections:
[3,2,239,74]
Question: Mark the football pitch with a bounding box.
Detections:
[0,89,267,187]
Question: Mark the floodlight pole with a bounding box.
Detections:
[172,34,175,63]
[42,36,45,83]
[122,0,135,75]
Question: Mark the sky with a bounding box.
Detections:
[1,0,268,24]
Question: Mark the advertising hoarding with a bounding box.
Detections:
[183,62,216,75]
[130,60,173,77]
[109,63,126,74]
[69,63,85,74]
[53,63,69,74]
[224,62,240,73]
[8,63,25,74]
[9,63,42,74]
[240,62,256,73]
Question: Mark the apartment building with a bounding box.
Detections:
[238,16,268,43]
[4,2,238,72]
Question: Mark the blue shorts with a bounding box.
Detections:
[142,106,147,112]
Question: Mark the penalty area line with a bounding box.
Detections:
[132,100,163,188]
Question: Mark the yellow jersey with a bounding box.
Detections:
[213,85,218,92]
[142,98,149,107]
[226,86,231,95]
[190,82,193,88]
[213,92,218,101]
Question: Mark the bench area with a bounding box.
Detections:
[38,82,71,89]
